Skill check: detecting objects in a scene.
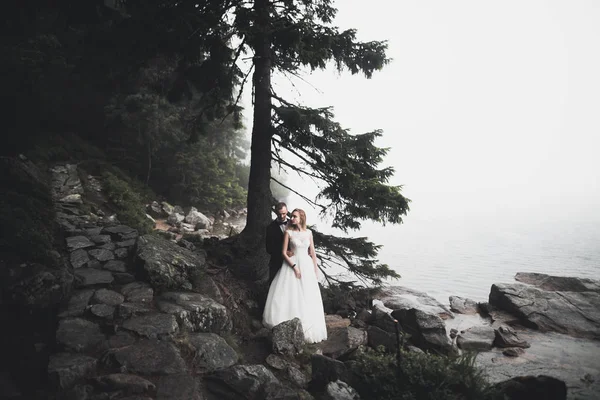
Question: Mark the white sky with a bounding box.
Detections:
[243,0,600,228]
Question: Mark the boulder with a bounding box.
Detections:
[66,236,95,251]
[56,318,105,352]
[121,281,154,303]
[325,381,361,400]
[272,318,305,356]
[122,313,179,339]
[88,248,114,262]
[456,325,496,351]
[94,374,156,394]
[74,268,114,287]
[167,213,184,226]
[70,249,90,269]
[321,326,367,359]
[325,315,351,331]
[91,288,125,306]
[90,304,115,319]
[489,283,600,339]
[188,332,239,371]
[156,374,202,400]
[449,296,479,314]
[103,260,128,273]
[157,291,231,334]
[367,325,397,353]
[374,286,454,319]
[116,303,154,319]
[113,340,187,375]
[515,272,600,293]
[494,325,530,348]
[135,234,206,291]
[58,289,95,318]
[205,365,279,400]
[102,225,138,241]
[311,355,350,388]
[185,207,212,229]
[48,353,97,390]
[491,375,567,400]
[391,308,455,355]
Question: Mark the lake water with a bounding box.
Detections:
[297,197,600,305]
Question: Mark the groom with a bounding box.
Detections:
[265,202,292,283]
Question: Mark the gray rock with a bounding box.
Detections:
[502,347,525,357]
[92,288,125,306]
[311,355,349,388]
[59,289,95,318]
[157,292,231,334]
[391,308,455,355]
[56,318,105,352]
[135,234,206,291]
[103,260,128,273]
[194,276,223,304]
[188,332,239,371]
[325,381,361,400]
[321,326,368,359]
[85,227,103,237]
[161,202,174,215]
[108,331,137,349]
[102,225,138,240]
[100,242,117,251]
[489,283,600,339]
[491,375,567,400]
[59,194,83,204]
[116,303,154,319]
[90,235,111,244]
[515,272,600,293]
[167,212,184,226]
[115,247,130,259]
[156,374,202,400]
[265,354,295,371]
[121,282,154,303]
[113,340,187,375]
[367,325,397,353]
[90,304,115,319]
[449,296,479,314]
[494,325,530,348]
[117,239,137,248]
[272,318,305,356]
[374,286,454,320]
[48,353,97,390]
[185,207,212,229]
[70,249,90,269]
[74,268,114,287]
[113,272,136,284]
[122,313,179,339]
[287,366,309,389]
[456,325,496,351]
[205,365,279,400]
[95,373,156,394]
[66,236,95,251]
[88,248,114,262]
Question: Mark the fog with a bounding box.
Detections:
[243,0,600,231]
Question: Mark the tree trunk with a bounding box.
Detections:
[243,0,273,239]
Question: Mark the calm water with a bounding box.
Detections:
[311,207,600,305]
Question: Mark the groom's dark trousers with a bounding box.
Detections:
[265,219,286,283]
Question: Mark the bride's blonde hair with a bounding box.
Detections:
[288,208,307,230]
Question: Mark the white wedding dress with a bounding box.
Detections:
[263,229,328,343]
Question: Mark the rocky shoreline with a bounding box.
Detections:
[1,161,599,400]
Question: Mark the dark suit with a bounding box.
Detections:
[266,219,287,283]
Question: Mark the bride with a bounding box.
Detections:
[262,208,327,343]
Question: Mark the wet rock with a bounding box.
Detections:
[205,364,279,400]
[59,289,95,318]
[374,286,454,320]
[491,375,567,400]
[489,283,600,339]
[515,273,600,293]
[66,236,95,251]
[311,355,349,388]
[116,303,154,319]
[94,373,155,394]
[103,260,128,273]
[188,332,239,371]
[74,268,114,287]
[494,325,530,348]
[156,373,202,400]
[48,353,97,390]
[503,348,525,357]
[88,248,114,262]
[456,325,496,351]
[272,318,305,356]
[70,249,90,269]
[121,282,153,303]
[325,380,361,400]
[157,292,231,334]
[449,296,479,314]
[321,326,368,359]
[135,234,206,291]
[122,313,179,339]
[56,318,105,352]
[92,288,125,306]
[90,304,115,319]
[113,340,187,375]
[391,308,454,355]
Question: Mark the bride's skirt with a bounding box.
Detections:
[262,254,327,343]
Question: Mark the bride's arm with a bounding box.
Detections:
[282,232,301,278]
[309,232,319,276]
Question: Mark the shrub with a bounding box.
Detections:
[101,171,153,234]
[349,346,491,400]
